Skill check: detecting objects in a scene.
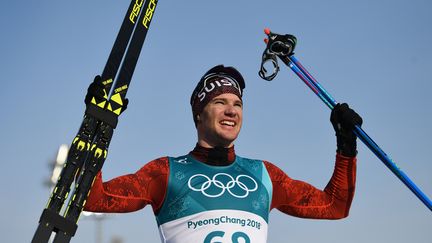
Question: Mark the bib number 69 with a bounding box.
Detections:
[204,231,250,243]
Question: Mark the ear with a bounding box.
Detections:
[196,115,201,122]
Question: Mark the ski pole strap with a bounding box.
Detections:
[259,49,279,81]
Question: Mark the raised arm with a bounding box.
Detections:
[84,157,168,214]
[264,154,356,219]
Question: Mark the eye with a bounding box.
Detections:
[213,99,225,105]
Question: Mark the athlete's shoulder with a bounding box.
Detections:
[166,154,194,165]
[136,156,170,174]
[150,156,170,163]
[261,160,278,169]
[168,154,189,161]
[146,156,170,166]
[235,154,263,163]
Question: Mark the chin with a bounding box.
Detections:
[218,136,238,147]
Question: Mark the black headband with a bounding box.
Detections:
[190,65,245,106]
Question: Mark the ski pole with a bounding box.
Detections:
[259,28,432,212]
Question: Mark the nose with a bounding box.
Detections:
[224,104,238,117]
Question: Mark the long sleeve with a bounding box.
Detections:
[84,157,169,214]
[264,154,356,219]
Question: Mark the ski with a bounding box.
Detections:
[32,1,159,242]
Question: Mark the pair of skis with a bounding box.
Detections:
[259,28,432,212]
[32,1,158,242]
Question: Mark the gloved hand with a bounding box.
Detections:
[330,103,363,157]
[84,75,129,114]
[84,75,106,106]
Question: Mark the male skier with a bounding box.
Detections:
[84,64,362,242]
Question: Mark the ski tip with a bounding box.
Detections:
[264,38,269,44]
[264,28,271,35]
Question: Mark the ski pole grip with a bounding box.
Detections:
[269,41,293,56]
[263,28,297,57]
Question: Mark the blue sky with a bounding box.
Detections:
[1,1,431,242]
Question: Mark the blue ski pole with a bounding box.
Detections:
[259,28,432,212]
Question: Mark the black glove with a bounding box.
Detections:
[330,103,363,157]
[84,75,129,114]
[84,75,106,106]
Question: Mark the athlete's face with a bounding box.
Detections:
[196,93,243,148]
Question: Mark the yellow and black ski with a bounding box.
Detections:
[32,1,158,242]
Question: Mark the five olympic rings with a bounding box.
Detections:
[188,173,258,198]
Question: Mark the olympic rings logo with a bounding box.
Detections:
[188,173,258,199]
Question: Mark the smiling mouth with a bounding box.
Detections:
[220,120,236,127]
